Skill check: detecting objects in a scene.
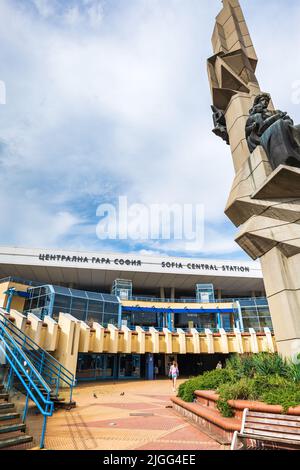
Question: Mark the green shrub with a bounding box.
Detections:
[287,359,300,383]
[216,399,235,418]
[177,368,231,402]
[178,353,300,416]
[261,384,300,412]
[218,378,259,402]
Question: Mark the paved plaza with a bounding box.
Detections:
[43,380,221,451]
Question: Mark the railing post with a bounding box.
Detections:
[22,369,32,423]
[40,415,48,449]
[55,368,61,397]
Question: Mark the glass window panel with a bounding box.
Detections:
[70,289,88,299]
[242,317,260,330]
[53,286,71,296]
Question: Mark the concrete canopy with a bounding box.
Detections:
[0,246,264,297]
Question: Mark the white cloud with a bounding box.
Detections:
[0,0,298,258]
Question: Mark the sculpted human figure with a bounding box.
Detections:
[246,93,300,170]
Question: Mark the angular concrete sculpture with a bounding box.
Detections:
[207,0,300,360]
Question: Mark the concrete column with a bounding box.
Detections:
[163,328,173,354]
[92,322,104,353]
[149,327,159,353]
[249,328,259,353]
[43,316,59,352]
[10,310,27,332]
[107,324,119,354]
[27,312,43,346]
[191,328,201,354]
[218,289,222,300]
[160,287,165,300]
[176,328,187,354]
[205,328,214,354]
[264,327,275,353]
[219,328,229,354]
[78,321,90,353]
[121,325,132,354]
[261,248,300,361]
[135,326,146,354]
[54,314,81,379]
[170,287,175,300]
[233,328,244,354]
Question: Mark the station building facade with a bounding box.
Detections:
[0,247,275,381]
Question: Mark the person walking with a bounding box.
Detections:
[169,361,179,392]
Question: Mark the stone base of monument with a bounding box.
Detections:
[252,165,300,199]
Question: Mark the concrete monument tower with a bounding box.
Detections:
[207,0,300,360]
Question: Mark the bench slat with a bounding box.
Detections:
[238,433,300,446]
[248,411,300,421]
[246,417,300,428]
[245,422,300,434]
[244,428,300,441]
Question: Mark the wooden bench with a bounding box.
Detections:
[231,409,300,450]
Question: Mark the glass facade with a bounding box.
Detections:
[238,297,273,332]
[24,285,120,325]
[76,353,141,381]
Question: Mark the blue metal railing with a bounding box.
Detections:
[0,311,76,403]
[0,322,54,448]
[130,295,269,305]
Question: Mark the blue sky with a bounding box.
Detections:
[0,0,300,260]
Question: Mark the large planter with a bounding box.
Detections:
[171,390,300,447]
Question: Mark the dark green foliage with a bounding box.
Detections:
[177,368,231,402]
[178,353,300,416]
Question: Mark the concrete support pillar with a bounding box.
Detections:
[261,248,300,361]
[43,316,59,351]
[217,289,222,301]
[135,326,146,354]
[27,313,43,346]
[10,310,27,332]
[249,328,259,353]
[234,328,244,354]
[170,287,175,300]
[121,325,132,353]
[219,328,229,354]
[264,327,275,353]
[78,322,90,353]
[176,328,187,354]
[160,287,165,300]
[191,328,201,354]
[205,328,214,354]
[107,324,119,354]
[92,323,104,353]
[149,327,159,353]
[54,314,81,379]
[163,328,173,354]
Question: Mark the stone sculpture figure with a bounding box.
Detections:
[211,105,230,145]
[246,93,300,170]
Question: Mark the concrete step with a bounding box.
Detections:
[0,403,15,413]
[0,412,20,422]
[0,434,33,450]
[0,423,26,434]
[0,393,9,401]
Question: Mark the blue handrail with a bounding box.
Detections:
[0,322,54,448]
[0,311,76,402]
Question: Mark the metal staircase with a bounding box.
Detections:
[0,382,33,449]
[0,311,76,408]
[0,311,76,449]
[0,323,54,448]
